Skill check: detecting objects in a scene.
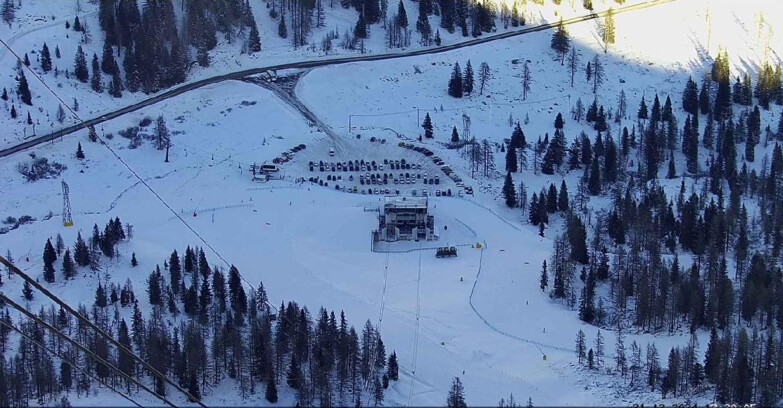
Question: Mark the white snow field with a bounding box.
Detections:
[1,0,783,406]
[0,83,713,408]
[0,80,618,406]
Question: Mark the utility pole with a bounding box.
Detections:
[165,139,170,163]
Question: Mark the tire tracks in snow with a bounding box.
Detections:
[461,203,576,354]
[406,241,424,406]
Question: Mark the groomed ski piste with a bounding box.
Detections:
[1,0,782,406]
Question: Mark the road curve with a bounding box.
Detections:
[0,0,677,158]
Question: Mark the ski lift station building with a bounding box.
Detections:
[376,196,436,242]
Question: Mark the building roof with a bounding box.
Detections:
[384,196,428,210]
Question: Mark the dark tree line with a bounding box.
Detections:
[2,235,398,406]
[542,45,783,406]
[92,0,260,95]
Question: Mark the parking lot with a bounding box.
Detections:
[264,134,473,197]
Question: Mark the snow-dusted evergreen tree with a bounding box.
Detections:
[40,43,52,72]
[16,69,31,105]
[2,0,15,26]
[446,377,467,408]
[90,53,103,93]
[422,112,434,138]
[551,19,570,64]
[463,60,474,95]
[448,62,463,98]
[478,62,490,94]
[73,45,89,83]
[522,61,531,100]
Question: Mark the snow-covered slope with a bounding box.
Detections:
[1,0,782,406]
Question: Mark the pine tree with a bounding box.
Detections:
[422,112,433,138]
[448,62,463,98]
[603,8,615,50]
[539,260,548,291]
[578,270,596,322]
[155,115,170,150]
[637,97,648,120]
[265,375,278,402]
[416,0,431,43]
[40,43,52,72]
[131,252,138,267]
[287,355,301,389]
[550,19,569,64]
[478,62,490,95]
[575,329,586,364]
[95,282,107,307]
[505,144,518,173]
[714,80,732,121]
[76,142,85,159]
[662,95,673,122]
[594,330,605,367]
[699,81,711,115]
[196,44,210,67]
[588,157,601,195]
[17,69,31,105]
[558,180,569,211]
[26,111,32,125]
[56,104,66,123]
[667,151,676,179]
[583,0,593,10]
[2,0,14,26]
[388,351,399,380]
[554,113,565,130]
[451,126,460,143]
[147,268,162,306]
[463,60,474,95]
[62,248,75,280]
[187,374,201,402]
[123,47,140,93]
[446,377,467,408]
[248,18,262,53]
[22,280,34,301]
[777,109,783,140]
[278,13,288,38]
[74,232,90,267]
[9,104,16,118]
[522,61,532,100]
[109,65,123,98]
[503,172,517,208]
[354,12,367,39]
[74,45,89,83]
[43,238,57,283]
[396,0,407,28]
[100,41,114,75]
